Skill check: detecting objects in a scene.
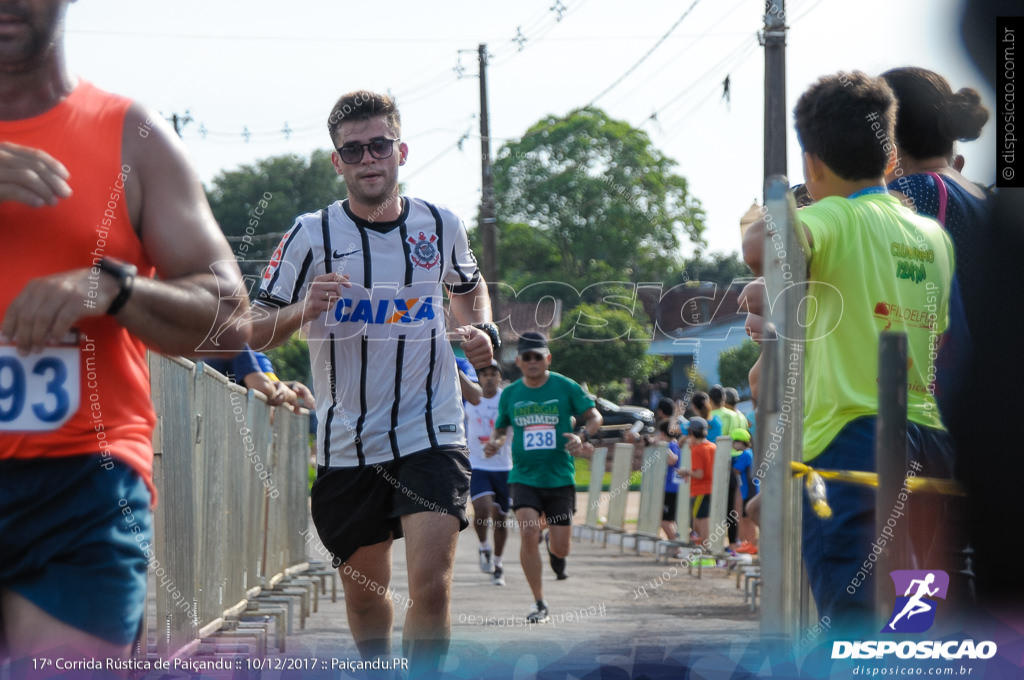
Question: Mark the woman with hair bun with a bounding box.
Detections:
[882,67,987,599]
[883,67,990,335]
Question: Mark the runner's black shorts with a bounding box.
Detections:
[662,491,679,521]
[510,483,575,526]
[692,494,710,519]
[310,446,471,565]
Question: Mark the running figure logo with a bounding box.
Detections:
[883,570,949,633]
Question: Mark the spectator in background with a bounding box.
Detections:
[730,429,758,554]
[657,421,683,548]
[204,345,312,409]
[688,392,722,444]
[677,417,714,547]
[724,388,750,430]
[880,66,989,444]
[710,385,747,436]
[742,71,954,631]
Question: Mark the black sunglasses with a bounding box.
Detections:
[336,137,399,165]
[520,353,545,362]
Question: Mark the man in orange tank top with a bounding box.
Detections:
[0,0,249,665]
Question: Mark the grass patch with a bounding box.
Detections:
[574,457,640,492]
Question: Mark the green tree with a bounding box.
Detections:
[718,339,760,392]
[550,302,669,396]
[265,335,312,388]
[679,251,753,288]
[492,107,705,295]
[206,149,346,283]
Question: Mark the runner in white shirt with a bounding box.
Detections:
[247,90,497,672]
[465,360,513,585]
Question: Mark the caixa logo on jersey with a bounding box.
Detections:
[332,296,436,325]
[831,570,997,661]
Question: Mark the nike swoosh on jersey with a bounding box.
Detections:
[333,249,361,259]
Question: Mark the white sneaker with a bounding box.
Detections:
[492,565,505,586]
[479,548,493,573]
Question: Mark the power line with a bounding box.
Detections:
[588,0,703,106]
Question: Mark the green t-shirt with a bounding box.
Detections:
[495,371,595,488]
[799,193,954,460]
[712,407,748,439]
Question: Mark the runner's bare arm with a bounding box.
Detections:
[246,273,351,351]
[449,275,493,369]
[484,426,508,457]
[0,110,250,356]
[0,142,72,207]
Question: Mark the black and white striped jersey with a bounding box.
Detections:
[256,197,481,468]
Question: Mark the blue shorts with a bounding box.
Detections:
[469,468,511,514]
[0,454,152,646]
[800,416,954,635]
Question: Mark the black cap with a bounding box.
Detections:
[517,331,550,356]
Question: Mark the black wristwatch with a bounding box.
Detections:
[472,322,501,350]
[97,257,137,316]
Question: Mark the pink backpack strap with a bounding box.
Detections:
[926,172,948,225]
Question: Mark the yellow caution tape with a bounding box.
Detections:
[790,461,966,497]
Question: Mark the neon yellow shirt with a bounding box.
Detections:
[711,407,747,439]
[799,193,954,460]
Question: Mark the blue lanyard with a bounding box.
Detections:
[847,186,888,200]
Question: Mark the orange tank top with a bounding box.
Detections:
[0,81,157,503]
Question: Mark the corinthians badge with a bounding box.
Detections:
[407,231,441,270]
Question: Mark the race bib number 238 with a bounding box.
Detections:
[523,424,557,451]
[0,344,80,431]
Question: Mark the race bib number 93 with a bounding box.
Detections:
[0,344,80,431]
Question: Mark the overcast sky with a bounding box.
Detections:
[64,0,993,260]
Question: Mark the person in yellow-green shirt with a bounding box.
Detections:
[742,71,956,634]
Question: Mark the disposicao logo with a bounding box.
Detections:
[883,569,948,634]
[831,569,997,661]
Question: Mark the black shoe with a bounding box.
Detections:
[526,600,549,623]
[492,565,505,586]
[545,532,568,579]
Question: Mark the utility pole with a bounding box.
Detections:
[477,44,499,323]
[763,1,787,196]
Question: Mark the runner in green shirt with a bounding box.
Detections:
[486,332,601,623]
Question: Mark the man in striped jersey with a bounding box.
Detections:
[248,91,496,670]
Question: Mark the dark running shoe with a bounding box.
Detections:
[526,600,549,623]
[545,532,568,579]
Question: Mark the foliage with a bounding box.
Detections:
[551,302,670,394]
[492,107,705,295]
[718,339,761,392]
[678,251,753,288]
[206,149,346,282]
[265,335,313,388]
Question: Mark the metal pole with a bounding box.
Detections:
[875,332,909,619]
[758,176,806,648]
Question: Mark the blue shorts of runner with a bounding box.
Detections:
[469,468,511,514]
[310,446,471,566]
[692,494,710,519]
[510,484,575,526]
[662,491,679,521]
[0,454,152,646]
[801,416,955,635]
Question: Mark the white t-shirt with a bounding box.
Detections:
[465,390,512,471]
[256,197,481,468]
